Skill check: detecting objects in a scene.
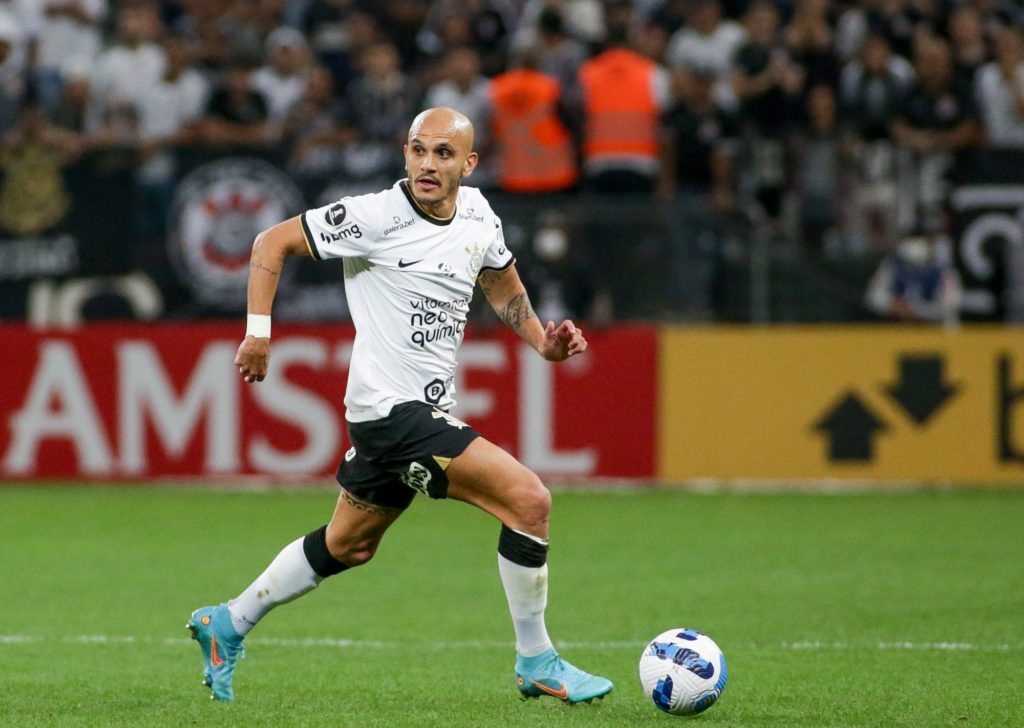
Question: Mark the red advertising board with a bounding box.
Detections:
[0,323,655,481]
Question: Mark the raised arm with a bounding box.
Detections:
[236,215,311,383]
[477,264,587,362]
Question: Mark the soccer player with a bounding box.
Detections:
[187,107,613,705]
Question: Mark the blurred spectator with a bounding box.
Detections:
[419,0,511,77]
[947,4,990,86]
[49,57,92,134]
[424,46,490,135]
[784,0,839,91]
[282,64,352,179]
[252,26,312,128]
[212,0,281,66]
[89,1,167,147]
[839,32,914,251]
[659,66,737,316]
[513,0,605,50]
[659,67,736,207]
[198,64,270,149]
[521,209,611,325]
[578,23,669,193]
[134,34,208,242]
[302,2,377,93]
[865,224,960,324]
[795,84,842,253]
[975,25,1024,148]
[535,8,588,100]
[835,0,919,63]
[665,0,745,110]
[646,0,689,38]
[891,34,981,224]
[489,47,577,194]
[840,32,914,142]
[339,40,420,181]
[0,7,26,135]
[731,0,804,220]
[33,0,108,110]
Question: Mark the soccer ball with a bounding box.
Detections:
[638,628,728,716]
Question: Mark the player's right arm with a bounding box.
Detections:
[235,216,312,383]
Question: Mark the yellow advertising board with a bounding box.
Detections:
[658,326,1024,483]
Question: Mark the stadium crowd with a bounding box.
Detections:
[0,0,1022,321]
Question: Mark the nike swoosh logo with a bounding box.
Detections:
[397,259,422,268]
[530,679,568,700]
[210,636,224,667]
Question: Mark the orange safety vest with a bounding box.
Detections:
[578,48,659,163]
[489,69,578,193]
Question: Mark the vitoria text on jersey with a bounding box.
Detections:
[301,180,514,422]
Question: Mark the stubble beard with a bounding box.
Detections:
[409,171,463,217]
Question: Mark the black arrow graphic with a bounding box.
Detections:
[813,392,888,462]
[884,355,959,425]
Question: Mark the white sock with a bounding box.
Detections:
[498,553,553,657]
[227,538,322,636]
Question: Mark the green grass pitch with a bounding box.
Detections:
[1,485,1022,727]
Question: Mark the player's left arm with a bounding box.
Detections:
[477,264,587,362]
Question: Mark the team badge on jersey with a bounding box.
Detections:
[465,242,483,279]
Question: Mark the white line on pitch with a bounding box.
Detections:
[0,635,1021,653]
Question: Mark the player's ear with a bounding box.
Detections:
[463,151,478,177]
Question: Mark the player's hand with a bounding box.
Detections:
[539,320,587,362]
[235,336,270,383]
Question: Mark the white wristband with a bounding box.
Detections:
[246,314,271,338]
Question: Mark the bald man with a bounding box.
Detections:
[187,108,612,705]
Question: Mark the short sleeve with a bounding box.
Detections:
[480,215,515,272]
[301,193,381,260]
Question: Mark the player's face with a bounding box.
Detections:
[404,117,477,218]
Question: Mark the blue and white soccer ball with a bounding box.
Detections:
[638,628,728,716]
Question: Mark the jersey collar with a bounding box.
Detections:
[400,179,457,226]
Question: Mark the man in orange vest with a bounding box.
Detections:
[489,48,579,194]
[577,22,670,193]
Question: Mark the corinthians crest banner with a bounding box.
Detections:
[0,149,360,323]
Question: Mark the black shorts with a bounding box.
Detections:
[337,401,480,511]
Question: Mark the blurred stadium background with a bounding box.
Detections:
[2,0,1024,483]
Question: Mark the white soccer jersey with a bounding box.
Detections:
[301,179,514,422]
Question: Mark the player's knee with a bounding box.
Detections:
[513,472,551,526]
[325,533,380,568]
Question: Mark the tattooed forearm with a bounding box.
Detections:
[250,260,281,277]
[499,292,537,330]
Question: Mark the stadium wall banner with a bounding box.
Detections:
[659,326,1024,483]
[0,323,656,481]
[949,149,1024,321]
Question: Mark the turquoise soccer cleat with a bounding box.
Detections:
[515,647,613,704]
[187,604,246,701]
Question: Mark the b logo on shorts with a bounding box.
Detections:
[344,447,356,462]
[399,462,432,495]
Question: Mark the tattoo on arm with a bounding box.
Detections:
[250,260,281,277]
[499,291,536,330]
[477,269,500,298]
